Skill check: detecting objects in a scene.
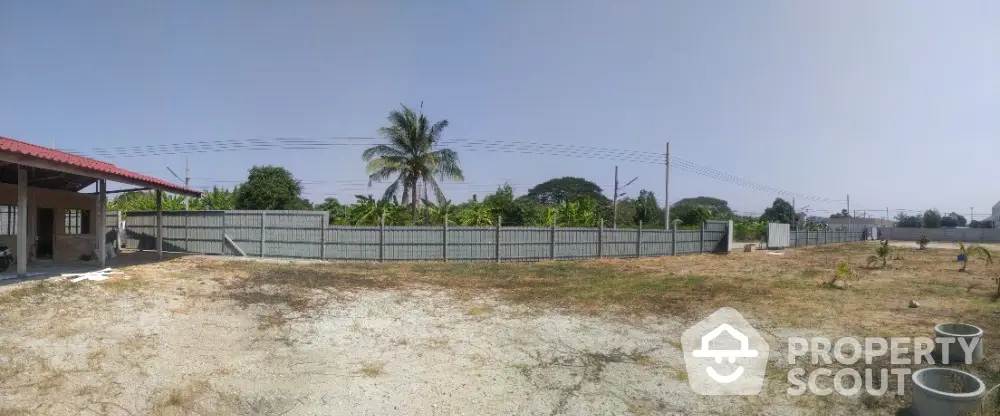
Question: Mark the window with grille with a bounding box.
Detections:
[0,205,16,235]
[65,209,91,235]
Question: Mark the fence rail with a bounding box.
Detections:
[114,211,733,262]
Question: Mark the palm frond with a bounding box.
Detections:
[429,148,465,181]
[423,173,447,204]
[380,174,405,202]
[969,246,993,265]
[362,144,408,161]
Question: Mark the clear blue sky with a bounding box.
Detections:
[2,1,998,219]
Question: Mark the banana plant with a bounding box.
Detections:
[957,243,993,272]
[457,203,493,226]
[422,198,458,225]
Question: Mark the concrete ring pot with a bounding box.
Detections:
[911,368,985,416]
[935,323,984,364]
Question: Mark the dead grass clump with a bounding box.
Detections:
[357,361,386,378]
[151,380,212,415]
[0,280,80,306]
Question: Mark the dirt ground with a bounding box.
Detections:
[0,243,998,415]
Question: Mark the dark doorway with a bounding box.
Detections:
[36,208,54,259]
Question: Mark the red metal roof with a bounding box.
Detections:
[0,136,201,197]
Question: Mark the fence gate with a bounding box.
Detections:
[767,223,790,248]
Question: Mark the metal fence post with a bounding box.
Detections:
[550,223,556,260]
[443,213,449,262]
[598,219,604,258]
[805,228,810,246]
[671,226,677,256]
[495,215,501,263]
[636,220,643,258]
[220,211,227,255]
[700,222,706,253]
[260,212,266,258]
[379,212,385,262]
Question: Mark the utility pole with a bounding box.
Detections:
[613,166,619,229]
[184,156,190,210]
[886,207,889,225]
[846,194,851,233]
[664,142,670,230]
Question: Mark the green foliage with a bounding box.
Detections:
[524,177,609,205]
[672,197,732,221]
[733,218,766,241]
[895,213,921,228]
[457,203,494,226]
[957,242,993,272]
[760,198,796,224]
[829,209,851,219]
[199,186,236,210]
[940,212,967,228]
[234,166,309,210]
[922,209,942,228]
[826,261,857,289]
[866,240,891,269]
[917,235,930,250]
[363,103,464,209]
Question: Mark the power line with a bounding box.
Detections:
[77,137,840,203]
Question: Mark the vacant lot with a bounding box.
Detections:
[0,243,998,415]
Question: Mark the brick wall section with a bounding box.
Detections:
[0,182,97,261]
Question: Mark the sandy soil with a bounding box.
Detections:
[0,247,997,415]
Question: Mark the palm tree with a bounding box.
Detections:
[363,104,464,218]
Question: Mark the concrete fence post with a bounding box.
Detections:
[260,212,266,258]
[597,219,604,258]
[220,211,227,255]
[671,225,677,256]
[495,216,501,263]
[319,213,327,260]
[699,222,706,253]
[379,212,385,262]
[636,220,643,258]
[443,213,449,262]
[805,228,810,246]
[550,223,556,260]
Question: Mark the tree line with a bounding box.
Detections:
[894,209,993,229]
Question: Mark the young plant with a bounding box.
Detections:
[957,243,993,272]
[917,235,930,250]
[826,262,858,289]
[866,240,891,269]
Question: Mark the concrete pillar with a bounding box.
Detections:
[97,180,106,268]
[156,190,163,259]
[16,166,27,277]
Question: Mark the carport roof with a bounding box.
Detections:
[0,136,201,197]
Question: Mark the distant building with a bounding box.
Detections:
[986,201,1000,224]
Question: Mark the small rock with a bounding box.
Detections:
[909,300,920,308]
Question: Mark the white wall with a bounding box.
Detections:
[879,227,1000,243]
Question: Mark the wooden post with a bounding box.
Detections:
[636,220,643,258]
[155,190,163,259]
[260,212,266,258]
[16,166,27,277]
[597,219,604,258]
[442,213,449,262]
[379,212,385,262]
[97,180,106,268]
[495,215,501,263]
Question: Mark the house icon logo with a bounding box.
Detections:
[681,307,769,395]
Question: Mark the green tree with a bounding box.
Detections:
[671,196,732,222]
[632,190,663,227]
[922,209,942,228]
[941,212,967,228]
[524,177,609,205]
[680,205,713,227]
[457,203,494,226]
[830,209,851,219]
[362,104,464,213]
[234,166,308,210]
[482,184,540,226]
[198,186,236,210]
[760,198,796,224]
[555,198,599,227]
[895,213,921,228]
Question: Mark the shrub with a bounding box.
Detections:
[918,235,930,250]
[866,240,891,269]
[826,262,858,289]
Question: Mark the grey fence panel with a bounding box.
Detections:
[641,230,672,256]
[674,230,702,254]
[384,227,443,261]
[118,210,741,262]
[448,227,496,262]
[555,228,599,259]
[879,227,1000,243]
[263,212,324,259]
[325,227,380,260]
[603,229,638,258]
[503,227,551,261]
